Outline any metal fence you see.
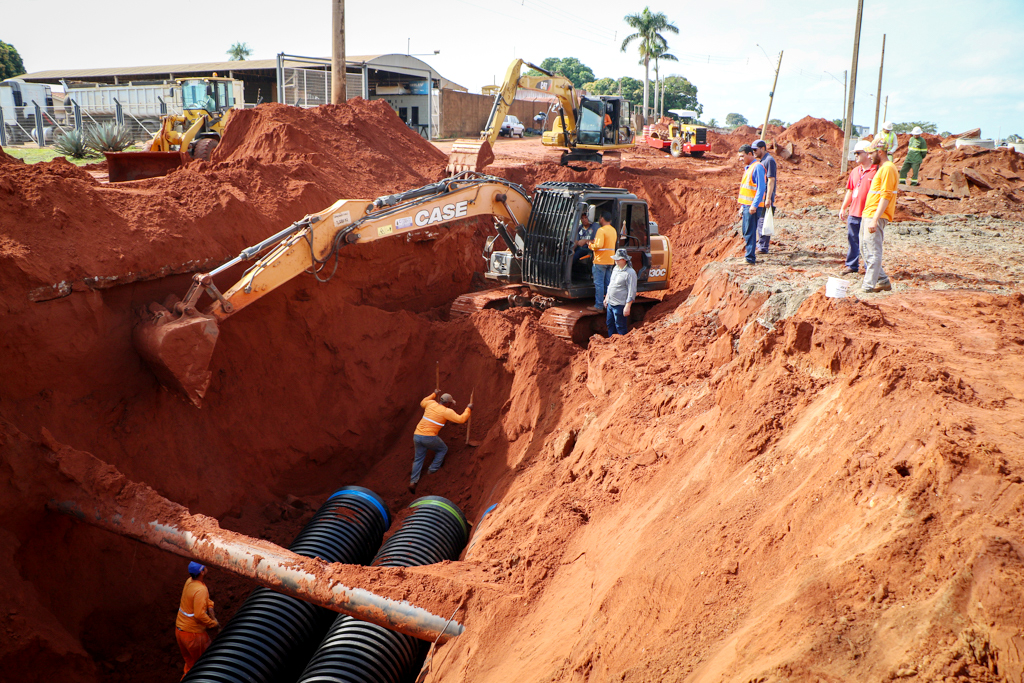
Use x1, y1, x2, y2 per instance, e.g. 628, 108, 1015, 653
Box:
0, 98, 185, 148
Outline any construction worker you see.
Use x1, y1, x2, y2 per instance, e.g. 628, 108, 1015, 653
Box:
587, 211, 618, 312
175, 561, 219, 679
900, 126, 928, 186
838, 140, 878, 275
603, 248, 637, 336
860, 140, 898, 293
878, 121, 898, 158
737, 145, 767, 264
572, 212, 596, 276
752, 140, 777, 254
409, 391, 472, 492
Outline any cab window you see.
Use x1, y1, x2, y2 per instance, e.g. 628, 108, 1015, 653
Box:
578, 100, 604, 145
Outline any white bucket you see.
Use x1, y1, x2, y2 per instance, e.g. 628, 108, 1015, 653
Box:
825, 277, 850, 298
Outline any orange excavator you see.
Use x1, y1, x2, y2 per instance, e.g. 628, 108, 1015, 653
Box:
134, 173, 672, 406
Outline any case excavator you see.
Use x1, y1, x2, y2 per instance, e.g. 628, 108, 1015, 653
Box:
134, 173, 671, 406
447, 59, 635, 174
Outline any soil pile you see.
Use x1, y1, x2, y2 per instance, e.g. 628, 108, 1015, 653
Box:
0, 148, 22, 164
776, 115, 845, 148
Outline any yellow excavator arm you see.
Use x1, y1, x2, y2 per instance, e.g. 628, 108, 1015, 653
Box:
134, 174, 533, 406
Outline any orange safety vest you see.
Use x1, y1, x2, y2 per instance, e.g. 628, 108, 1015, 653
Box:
738, 160, 765, 207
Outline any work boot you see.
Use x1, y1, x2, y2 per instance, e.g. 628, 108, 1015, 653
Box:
408, 480, 418, 493
875, 278, 892, 291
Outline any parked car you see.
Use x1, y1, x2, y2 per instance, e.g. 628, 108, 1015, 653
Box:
501, 115, 525, 138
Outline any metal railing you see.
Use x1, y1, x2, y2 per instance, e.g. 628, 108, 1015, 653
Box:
1, 99, 186, 148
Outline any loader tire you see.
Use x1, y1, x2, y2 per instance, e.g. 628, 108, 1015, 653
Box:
192, 137, 218, 162
670, 138, 683, 158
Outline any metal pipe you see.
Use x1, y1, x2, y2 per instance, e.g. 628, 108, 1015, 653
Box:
45, 450, 464, 643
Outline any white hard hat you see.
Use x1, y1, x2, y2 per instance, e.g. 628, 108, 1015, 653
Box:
853, 140, 871, 153
882, 121, 894, 131
911, 126, 923, 135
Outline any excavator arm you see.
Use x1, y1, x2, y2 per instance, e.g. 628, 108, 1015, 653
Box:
447, 59, 579, 174
133, 174, 533, 406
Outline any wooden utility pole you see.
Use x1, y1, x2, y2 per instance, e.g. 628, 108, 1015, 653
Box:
841, 0, 865, 174
883, 95, 889, 122
873, 34, 886, 134
761, 50, 783, 137
842, 70, 848, 131
332, 0, 347, 104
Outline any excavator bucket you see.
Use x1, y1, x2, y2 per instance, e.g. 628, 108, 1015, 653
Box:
105, 151, 189, 183
133, 302, 220, 407
446, 139, 494, 175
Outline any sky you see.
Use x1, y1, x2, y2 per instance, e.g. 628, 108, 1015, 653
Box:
6, 0, 1024, 136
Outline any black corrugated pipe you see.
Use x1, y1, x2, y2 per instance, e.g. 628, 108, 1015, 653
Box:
183, 486, 391, 683
294, 495, 470, 683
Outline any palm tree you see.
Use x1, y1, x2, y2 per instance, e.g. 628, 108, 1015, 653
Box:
649, 42, 677, 120
621, 8, 679, 123
226, 42, 253, 61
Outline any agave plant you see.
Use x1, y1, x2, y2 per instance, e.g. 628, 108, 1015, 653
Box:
85, 122, 135, 153
53, 129, 97, 159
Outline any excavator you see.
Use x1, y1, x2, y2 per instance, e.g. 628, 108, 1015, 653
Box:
106, 75, 238, 182
447, 60, 635, 173
134, 173, 672, 406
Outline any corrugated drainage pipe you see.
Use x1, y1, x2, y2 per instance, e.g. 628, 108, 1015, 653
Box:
295, 495, 470, 683
183, 486, 391, 683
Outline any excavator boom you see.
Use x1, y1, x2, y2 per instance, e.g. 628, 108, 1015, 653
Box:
134, 174, 533, 405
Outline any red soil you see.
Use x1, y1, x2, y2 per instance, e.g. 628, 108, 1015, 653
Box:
2, 98, 1024, 683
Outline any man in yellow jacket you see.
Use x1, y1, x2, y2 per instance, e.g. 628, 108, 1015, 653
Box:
410, 390, 472, 492
175, 561, 219, 678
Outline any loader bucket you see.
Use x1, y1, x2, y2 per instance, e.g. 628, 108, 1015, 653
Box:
105, 151, 189, 183
446, 139, 494, 175
133, 303, 220, 407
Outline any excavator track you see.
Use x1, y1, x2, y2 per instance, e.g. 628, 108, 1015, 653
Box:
450, 287, 518, 317
539, 297, 660, 345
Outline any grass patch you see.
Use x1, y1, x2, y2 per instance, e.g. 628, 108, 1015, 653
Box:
2, 145, 143, 166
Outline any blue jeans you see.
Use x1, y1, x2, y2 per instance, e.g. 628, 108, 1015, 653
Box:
592, 264, 613, 307
741, 207, 758, 263
755, 206, 770, 252
846, 215, 862, 270
411, 434, 447, 484
606, 304, 629, 336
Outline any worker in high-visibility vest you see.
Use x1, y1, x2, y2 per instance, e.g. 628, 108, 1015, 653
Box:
899, 126, 928, 186
878, 121, 898, 158
737, 144, 767, 264
175, 561, 220, 678
409, 391, 472, 492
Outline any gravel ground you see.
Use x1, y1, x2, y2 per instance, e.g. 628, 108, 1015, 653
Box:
700, 209, 1024, 327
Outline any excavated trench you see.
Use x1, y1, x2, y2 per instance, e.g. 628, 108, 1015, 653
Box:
3, 102, 1024, 683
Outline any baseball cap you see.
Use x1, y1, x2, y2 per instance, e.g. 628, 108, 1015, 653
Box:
752, 139, 767, 149
188, 561, 206, 575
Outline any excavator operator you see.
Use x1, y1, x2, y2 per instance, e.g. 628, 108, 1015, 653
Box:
409, 391, 472, 492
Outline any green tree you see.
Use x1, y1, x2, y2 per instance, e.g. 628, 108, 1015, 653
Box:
582, 77, 616, 94
648, 42, 677, 119
529, 57, 596, 89
0, 40, 25, 80
621, 8, 678, 123
768, 118, 785, 127
662, 75, 701, 116
725, 112, 748, 128
892, 121, 937, 134
226, 42, 253, 61
706, 118, 719, 129
584, 76, 645, 110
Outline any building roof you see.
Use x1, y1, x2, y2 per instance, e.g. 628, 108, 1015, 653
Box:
19, 54, 466, 92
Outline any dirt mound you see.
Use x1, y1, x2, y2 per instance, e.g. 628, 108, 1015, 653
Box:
777, 115, 845, 148
0, 148, 23, 164
708, 129, 752, 155
733, 125, 759, 137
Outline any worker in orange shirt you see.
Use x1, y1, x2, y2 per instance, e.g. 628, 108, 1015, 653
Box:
583, 211, 618, 312
175, 561, 220, 678
409, 390, 472, 492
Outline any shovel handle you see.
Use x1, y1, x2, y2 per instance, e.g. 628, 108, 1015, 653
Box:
465, 389, 475, 445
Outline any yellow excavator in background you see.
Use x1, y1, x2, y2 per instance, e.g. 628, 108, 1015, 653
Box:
105, 76, 238, 182
447, 60, 635, 173
134, 173, 672, 406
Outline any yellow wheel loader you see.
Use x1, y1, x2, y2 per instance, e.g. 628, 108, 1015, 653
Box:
447, 60, 636, 174
105, 76, 238, 182
134, 173, 672, 406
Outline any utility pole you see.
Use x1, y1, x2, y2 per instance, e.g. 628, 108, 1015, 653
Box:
841, 0, 865, 174
883, 95, 888, 123
842, 70, 848, 131
761, 50, 783, 137
332, 0, 347, 104
873, 34, 886, 134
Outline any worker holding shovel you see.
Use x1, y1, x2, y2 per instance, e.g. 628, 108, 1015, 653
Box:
409, 388, 472, 493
